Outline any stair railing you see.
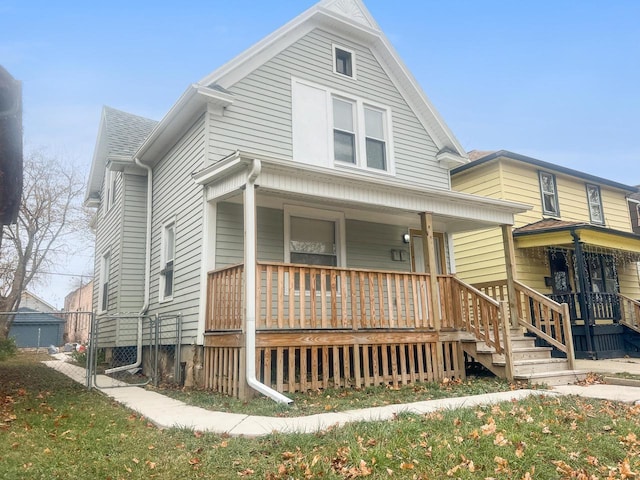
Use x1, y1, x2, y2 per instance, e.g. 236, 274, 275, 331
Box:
619, 294, 640, 333
476, 280, 575, 370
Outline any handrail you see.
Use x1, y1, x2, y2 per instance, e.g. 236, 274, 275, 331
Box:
450, 276, 503, 354
619, 294, 640, 333
514, 281, 574, 368
475, 279, 575, 369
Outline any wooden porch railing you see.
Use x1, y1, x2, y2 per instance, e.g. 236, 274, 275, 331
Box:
619, 294, 640, 333
255, 262, 433, 330
443, 276, 503, 354
206, 264, 244, 331
476, 280, 575, 369
204, 264, 511, 396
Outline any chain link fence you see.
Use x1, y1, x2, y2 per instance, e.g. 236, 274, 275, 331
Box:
88, 313, 183, 389
3, 310, 182, 390
2, 310, 94, 384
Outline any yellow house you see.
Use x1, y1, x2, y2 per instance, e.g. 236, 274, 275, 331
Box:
452, 150, 640, 360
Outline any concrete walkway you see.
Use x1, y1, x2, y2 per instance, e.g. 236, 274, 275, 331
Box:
44, 357, 640, 438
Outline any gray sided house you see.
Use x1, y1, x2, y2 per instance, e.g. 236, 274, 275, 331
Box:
87, 0, 581, 399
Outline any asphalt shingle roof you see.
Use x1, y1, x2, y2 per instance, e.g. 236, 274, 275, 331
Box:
103, 106, 157, 158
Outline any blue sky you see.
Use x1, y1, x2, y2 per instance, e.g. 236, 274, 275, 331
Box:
2, 0, 639, 306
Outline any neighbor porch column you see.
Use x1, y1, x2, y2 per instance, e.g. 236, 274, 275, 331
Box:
501, 225, 520, 328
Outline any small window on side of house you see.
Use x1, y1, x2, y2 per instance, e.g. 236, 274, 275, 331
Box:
539, 171, 559, 216
160, 221, 175, 301
586, 184, 604, 224
334, 46, 354, 78
99, 252, 110, 313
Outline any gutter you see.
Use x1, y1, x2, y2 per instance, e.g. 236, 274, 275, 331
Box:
104, 157, 152, 374
243, 159, 292, 404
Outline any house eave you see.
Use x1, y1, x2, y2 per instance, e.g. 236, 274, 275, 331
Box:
136, 85, 234, 165
453, 150, 639, 193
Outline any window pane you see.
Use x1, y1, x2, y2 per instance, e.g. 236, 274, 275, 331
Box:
290, 252, 337, 267
335, 48, 352, 77
290, 217, 335, 255
541, 173, 555, 193
366, 138, 386, 170
543, 194, 557, 214
364, 107, 384, 139
334, 130, 355, 163
333, 98, 353, 132
165, 225, 175, 260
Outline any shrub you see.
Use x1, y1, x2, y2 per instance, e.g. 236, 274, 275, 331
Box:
0, 337, 17, 361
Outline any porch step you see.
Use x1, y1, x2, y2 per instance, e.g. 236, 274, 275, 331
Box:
462, 329, 583, 386
514, 369, 588, 386
494, 358, 570, 376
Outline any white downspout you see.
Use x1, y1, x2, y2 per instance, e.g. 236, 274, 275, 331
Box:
105, 157, 151, 374
244, 159, 292, 404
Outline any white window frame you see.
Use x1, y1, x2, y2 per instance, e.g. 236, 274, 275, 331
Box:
159, 218, 176, 302
98, 251, 110, 313
284, 205, 346, 296
539, 171, 560, 217
331, 92, 394, 175
332, 44, 356, 79
586, 183, 604, 225
105, 169, 117, 212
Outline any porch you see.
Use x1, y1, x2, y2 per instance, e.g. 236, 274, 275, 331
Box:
512, 219, 640, 359
203, 261, 577, 399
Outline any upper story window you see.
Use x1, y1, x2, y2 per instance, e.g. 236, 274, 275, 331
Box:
99, 251, 110, 313
160, 220, 175, 301
105, 170, 117, 211
364, 107, 387, 170
539, 171, 559, 216
586, 184, 604, 224
332, 95, 392, 173
333, 46, 354, 78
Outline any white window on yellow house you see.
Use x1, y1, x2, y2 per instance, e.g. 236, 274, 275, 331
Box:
539, 171, 559, 216
586, 184, 604, 224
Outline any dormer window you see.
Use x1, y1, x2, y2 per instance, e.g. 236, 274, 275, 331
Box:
586, 184, 604, 224
333, 46, 354, 78
539, 171, 559, 216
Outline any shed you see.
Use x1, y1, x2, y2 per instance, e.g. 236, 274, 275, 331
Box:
10, 308, 65, 348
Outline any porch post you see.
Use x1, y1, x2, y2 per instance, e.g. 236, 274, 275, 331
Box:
420, 212, 444, 378
571, 230, 595, 357
420, 212, 441, 331
501, 225, 520, 329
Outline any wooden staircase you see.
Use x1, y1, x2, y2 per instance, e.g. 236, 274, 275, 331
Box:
461, 328, 587, 386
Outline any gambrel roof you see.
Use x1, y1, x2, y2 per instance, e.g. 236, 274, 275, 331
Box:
85, 106, 157, 204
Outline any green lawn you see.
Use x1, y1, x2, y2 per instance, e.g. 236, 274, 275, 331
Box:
1, 353, 639, 479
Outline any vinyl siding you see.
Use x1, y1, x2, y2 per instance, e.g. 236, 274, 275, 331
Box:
208, 28, 449, 190
118, 173, 147, 313
217, 204, 416, 273
215, 202, 284, 267
147, 116, 206, 344
451, 164, 508, 284
92, 171, 123, 346
452, 158, 639, 290
345, 220, 410, 272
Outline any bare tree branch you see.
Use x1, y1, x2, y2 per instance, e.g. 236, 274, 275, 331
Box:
0, 148, 88, 338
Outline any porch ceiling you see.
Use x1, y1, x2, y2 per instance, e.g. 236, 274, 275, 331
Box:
193, 151, 530, 234
514, 223, 640, 255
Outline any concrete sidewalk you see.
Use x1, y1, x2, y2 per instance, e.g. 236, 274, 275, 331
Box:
44, 358, 640, 438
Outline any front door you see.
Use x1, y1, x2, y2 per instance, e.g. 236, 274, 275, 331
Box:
409, 229, 445, 274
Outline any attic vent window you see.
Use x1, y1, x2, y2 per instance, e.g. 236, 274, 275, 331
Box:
334, 46, 354, 78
